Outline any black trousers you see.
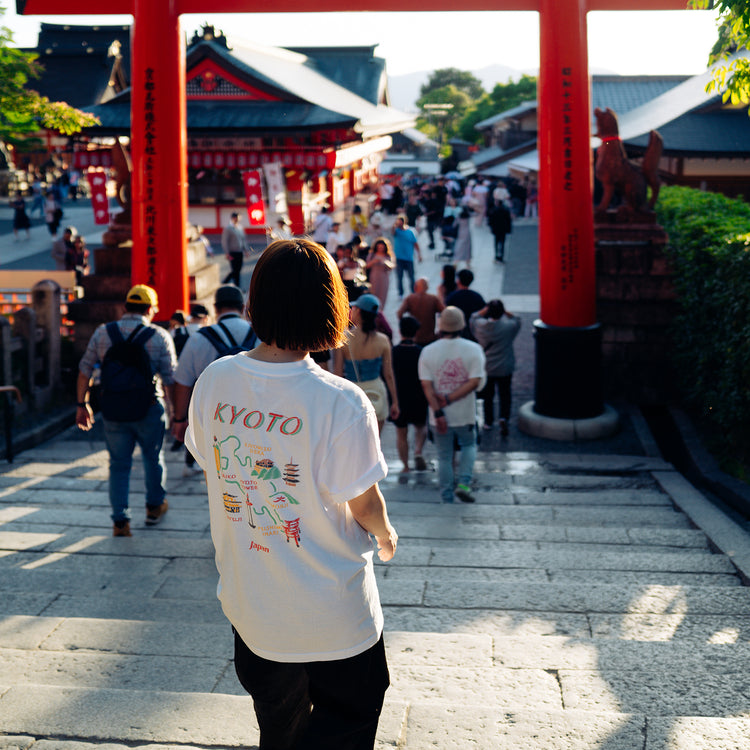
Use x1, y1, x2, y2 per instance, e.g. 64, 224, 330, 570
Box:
223, 252, 244, 286
480, 374, 512, 424
233, 630, 390, 750
493, 234, 507, 260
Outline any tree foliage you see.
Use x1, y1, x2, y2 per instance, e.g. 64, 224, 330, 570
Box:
416, 84, 473, 146
419, 67, 484, 101
691, 0, 750, 106
457, 75, 537, 144
0, 5, 98, 143
656, 185, 750, 465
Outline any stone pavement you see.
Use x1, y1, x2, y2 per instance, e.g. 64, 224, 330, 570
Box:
1, 215, 750, 748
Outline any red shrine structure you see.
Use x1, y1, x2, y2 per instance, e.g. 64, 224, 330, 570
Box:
17, 0, 704, 427
77, 27, 412, 240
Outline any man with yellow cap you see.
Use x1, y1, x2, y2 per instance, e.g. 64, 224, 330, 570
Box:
76, 284, 178, 536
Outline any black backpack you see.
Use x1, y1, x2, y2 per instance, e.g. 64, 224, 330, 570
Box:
198, 320, 257, 360
100, 322, 157, 422
173, 327, 190, 357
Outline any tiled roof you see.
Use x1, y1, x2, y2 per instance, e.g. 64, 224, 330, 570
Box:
82, 39, 413, 137
286, 46, 387, 106
591, 75, 689, 116
87, 100, 359, 134
475, 101, 538, 131
22, 23, 131, 109
626, 107, 750, 156
185, 40, 413, 138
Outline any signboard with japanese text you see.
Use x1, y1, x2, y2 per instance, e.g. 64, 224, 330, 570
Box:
88, 171, 110, 226
242, 170, 266, 226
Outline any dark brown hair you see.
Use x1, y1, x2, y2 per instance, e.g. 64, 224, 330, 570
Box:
247, 239, 349, 352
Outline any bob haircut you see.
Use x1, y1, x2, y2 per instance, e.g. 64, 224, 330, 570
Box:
247, 239, 349, 352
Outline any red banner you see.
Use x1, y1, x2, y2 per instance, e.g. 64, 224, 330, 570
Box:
89, 171, 110, 226
242, 170, 266, 226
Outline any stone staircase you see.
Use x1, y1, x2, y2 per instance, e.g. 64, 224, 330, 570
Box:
1, 428, 750, 749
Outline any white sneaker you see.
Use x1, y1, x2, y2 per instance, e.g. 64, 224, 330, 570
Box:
182, 465, 202, 477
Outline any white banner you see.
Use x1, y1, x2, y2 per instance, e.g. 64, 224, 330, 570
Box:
262, 161, 288, 216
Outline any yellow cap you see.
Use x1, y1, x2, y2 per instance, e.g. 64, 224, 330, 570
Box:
126, 284, 158, 307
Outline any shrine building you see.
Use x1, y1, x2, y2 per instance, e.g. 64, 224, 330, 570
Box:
26, 23, 414, 236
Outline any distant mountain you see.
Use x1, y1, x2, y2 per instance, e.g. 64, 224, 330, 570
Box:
388, 64, 538, 112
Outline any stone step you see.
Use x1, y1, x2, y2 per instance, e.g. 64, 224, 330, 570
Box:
383, 606, 750, 641
2, 680, 750, 750
3, 636, 749, 717
3, 709, 748, 750
3, 484, 680, 509
421, 580, 750, 614
0, 546, 737, 602
5, 572, 750, 625
4, 619, 749, 674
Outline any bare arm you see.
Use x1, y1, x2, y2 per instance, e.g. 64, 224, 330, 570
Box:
75, 371, 95, 431
444, 376, 482, 406
170, 382, 191, 441
420, 378, 447, 434
380, 337, 399, 420
348, 483, 397, 561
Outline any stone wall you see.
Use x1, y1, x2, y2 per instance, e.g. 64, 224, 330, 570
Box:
595, 220, 678, 404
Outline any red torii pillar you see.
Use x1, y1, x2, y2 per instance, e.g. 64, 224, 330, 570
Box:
18, 0, 699, 419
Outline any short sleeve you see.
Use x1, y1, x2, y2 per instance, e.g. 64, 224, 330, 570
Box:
318, 409, 387, 504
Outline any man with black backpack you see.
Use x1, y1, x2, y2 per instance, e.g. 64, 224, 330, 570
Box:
76, 285, 178, 537
171, 285, 256, 467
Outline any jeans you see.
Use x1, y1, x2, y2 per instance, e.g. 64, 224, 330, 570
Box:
395, 258, 415, 297
234, 630, 390, 750
433, 423, 477, 502
103, 400, 167, 522
480, 375, 512, 424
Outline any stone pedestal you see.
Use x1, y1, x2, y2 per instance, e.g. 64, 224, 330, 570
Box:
595, 216, 677, 403
68, 218, 220, 360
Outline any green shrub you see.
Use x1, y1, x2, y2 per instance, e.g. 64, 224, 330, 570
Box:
656, 186, 750, 463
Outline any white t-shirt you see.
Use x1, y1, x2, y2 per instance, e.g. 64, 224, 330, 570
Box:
312, 213, 333, 243
186, 353, 388, 662
418, 337, 486, 427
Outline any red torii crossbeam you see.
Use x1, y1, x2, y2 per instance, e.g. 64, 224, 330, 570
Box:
18, 0, 698, 421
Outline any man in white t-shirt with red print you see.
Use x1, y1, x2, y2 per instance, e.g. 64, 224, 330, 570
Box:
419, 306, 486, 504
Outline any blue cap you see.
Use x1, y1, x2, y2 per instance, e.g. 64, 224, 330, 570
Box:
351, 293, 380, 314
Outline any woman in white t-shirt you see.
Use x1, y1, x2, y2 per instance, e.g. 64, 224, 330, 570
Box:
186, 239, 397, 750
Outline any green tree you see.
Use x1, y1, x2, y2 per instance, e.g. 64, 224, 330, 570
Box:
691, 0, 750, 105
419, 67, 485, 101
458, 74, 537, 144
0, 5, 98, 144
416, 85, 473, 150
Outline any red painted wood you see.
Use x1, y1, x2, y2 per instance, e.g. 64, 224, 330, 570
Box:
538, 0, 595, 328
130, 0, 189, 317
17, 0, 693, 12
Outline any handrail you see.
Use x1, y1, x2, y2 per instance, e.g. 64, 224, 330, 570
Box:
0, 386, 23, 463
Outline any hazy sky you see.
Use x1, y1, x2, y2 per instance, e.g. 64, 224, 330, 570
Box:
2, 6, 722, 78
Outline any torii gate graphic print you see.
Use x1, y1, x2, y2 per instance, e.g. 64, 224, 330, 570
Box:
18, 0, 702, 422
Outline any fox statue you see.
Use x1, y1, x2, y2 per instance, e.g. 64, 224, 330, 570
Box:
594, 107, 663, 218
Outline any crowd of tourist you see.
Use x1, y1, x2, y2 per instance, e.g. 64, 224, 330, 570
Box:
69, 173, 528, 749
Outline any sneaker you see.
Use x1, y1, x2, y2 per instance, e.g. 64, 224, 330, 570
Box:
182, 465, 203, 477
414, 455, 427, 472
113, 520, 132, 537
455, 484, 476, 503
145, 500, 168, 526
482, 423, 493, 431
